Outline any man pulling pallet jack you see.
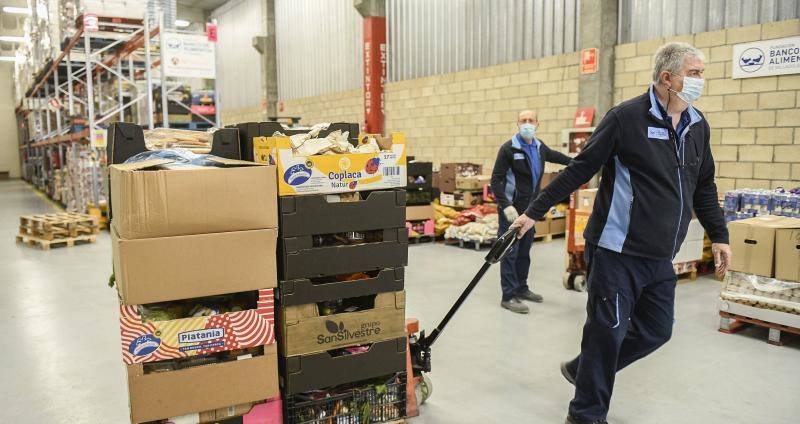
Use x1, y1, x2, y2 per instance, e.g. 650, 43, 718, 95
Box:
410, 42, 733, 424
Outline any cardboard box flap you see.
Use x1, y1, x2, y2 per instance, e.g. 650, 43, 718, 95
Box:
205, 157, 265, 167
111, 158, 175, 172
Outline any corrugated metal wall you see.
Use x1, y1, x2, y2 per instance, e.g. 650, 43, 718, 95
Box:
275, 0, 363, 101
387, 0, 581, 82
619, 0, 800, 43
212, 0, 264, 111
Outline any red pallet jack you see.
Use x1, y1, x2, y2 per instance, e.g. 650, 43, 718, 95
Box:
403, 227, 520, 416
563, 192, 588, 292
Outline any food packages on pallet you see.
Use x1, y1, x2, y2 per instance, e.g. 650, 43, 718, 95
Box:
444, 206, 499, 243
143, 128, 214, 153
723, 187, 800, 223
253, 127, 407, 196
720, 272, 800, 315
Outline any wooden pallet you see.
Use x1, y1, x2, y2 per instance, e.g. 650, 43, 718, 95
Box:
409, 234, 435, 244
16, 233, 97, 250
719, 310, 800, 346
444, 238, 496, 251
19, 212, 99, 240
674, 261, 698, 283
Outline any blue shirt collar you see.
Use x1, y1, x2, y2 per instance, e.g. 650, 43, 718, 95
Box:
513, 133, 540, 150
648, 85, 702, 128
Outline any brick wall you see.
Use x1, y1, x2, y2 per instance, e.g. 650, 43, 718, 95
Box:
278, 52, 580, 172
613, 19, 800, 191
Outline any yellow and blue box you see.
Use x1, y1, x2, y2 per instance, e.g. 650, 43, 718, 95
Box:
253, 133, 407, 196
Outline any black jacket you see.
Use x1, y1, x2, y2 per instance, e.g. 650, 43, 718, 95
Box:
491, 134, 572, 213
525, 87, 728, 260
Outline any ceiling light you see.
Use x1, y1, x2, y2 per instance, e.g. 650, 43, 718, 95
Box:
2, 7, 32, 15
174, 19, 190, 28
0, 56, 18, 62
0, 36, 25, 43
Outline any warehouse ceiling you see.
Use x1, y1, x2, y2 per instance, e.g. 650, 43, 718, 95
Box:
178, 0, 230, 12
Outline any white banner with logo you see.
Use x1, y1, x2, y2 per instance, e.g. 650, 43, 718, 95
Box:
732, 36, 800, 79
162, 32, 217, 79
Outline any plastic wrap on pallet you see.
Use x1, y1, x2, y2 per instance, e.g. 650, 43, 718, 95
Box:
720, 271, 800, 315
444, 213, 499, 243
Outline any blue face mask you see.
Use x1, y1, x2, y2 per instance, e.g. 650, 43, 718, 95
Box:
519, 123, 537, 140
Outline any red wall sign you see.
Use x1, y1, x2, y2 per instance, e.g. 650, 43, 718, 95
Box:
206, 23, 218, 42
363, 16, 386, 135
573, 107, 595, 128
580, 48, 598, 74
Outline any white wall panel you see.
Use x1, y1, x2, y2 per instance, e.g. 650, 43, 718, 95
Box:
620, 0, 800, 43
274, 0, 363, 100
212, 0, 263, 111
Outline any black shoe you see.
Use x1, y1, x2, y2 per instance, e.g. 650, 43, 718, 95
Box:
565, 415, 608, 424
560, 361, 576, 386
517, 289, 544, 303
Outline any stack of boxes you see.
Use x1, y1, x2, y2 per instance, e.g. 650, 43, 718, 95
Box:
723, 189, 800, 223
109, 136, 282, 423
438, 162, 486, 209
260, 129, 409, 423
721, 215, 800, 321
406, 160, 435, 240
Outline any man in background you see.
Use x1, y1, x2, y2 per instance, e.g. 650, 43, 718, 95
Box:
490, 110, 572, 314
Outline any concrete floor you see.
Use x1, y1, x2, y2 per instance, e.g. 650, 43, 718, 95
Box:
1, 179, 798, 424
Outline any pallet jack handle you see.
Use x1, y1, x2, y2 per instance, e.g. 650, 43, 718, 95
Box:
417, 227, 520, 353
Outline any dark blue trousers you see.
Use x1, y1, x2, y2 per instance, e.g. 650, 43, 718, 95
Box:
565, 245, 677, 421
498, 209, 534, 302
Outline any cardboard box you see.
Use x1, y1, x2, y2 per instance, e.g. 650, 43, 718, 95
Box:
171, 398, 282, 424
576, 189, 597, 212
441, 191, 483, 208
776, 227, 800, 282
121, 289, 276, 364
440, 162, 482, 180
439, 177, 456, 193
455, 175, 491, 190
279, 190, 405, 238
113, 228, 278, 305
281, 337, 406, 395
569, 210, 592, 246
127, 344, 279, 423
540, 172, 559, 189
406, 204, 434, 221
685, 218, 705, 241
279, 291, 406, 357
673, 239, 704, 264
534, 219, 550, 235
109, 159, 277, 239
253, 134, 407, 196
728, 216, 800, 278
279, 268, 404, 307
280, 228, 408, 280
549, 217, 566, 234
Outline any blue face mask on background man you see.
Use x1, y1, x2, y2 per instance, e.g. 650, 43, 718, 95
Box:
519, 123, 537, 140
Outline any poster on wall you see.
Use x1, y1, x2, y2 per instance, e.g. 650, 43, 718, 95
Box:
732, 36, 800, 79
162, 32, 217, 79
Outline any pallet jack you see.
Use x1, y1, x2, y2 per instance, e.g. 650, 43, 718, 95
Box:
403, 227, 520, 415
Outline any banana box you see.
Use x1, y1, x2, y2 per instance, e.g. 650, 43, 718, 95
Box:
253, 133, 407, 196
120, 289, 276, 365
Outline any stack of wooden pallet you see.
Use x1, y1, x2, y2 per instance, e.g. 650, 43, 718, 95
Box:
16, 212, 99, 250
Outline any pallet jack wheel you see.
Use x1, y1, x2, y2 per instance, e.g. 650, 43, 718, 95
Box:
572, 274, 587, 292
416, 374, 433, 405
562, 272, 574, 290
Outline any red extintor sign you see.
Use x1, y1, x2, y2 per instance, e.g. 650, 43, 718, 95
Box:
363, 17, 386, 134
580, 48, 598, 74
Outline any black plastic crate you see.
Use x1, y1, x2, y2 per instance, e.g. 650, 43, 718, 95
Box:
278, 268, 404, 307
280, 228, 408, 280
280, 338, 407, 395
284, 373, 406, 424
406, 189, 434, 206
279, 190, 406, 238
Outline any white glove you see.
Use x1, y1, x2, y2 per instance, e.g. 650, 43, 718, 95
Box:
503, 206, 519, 222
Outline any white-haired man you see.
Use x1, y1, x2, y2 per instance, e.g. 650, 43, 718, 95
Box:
511, 43, 732, 423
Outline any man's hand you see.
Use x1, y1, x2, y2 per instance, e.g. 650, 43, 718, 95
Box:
510, 213, 536, 239
712, 243, 732, 277
503, 206, 519, 222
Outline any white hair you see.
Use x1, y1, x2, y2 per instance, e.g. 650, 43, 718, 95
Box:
652, 42, 705, 84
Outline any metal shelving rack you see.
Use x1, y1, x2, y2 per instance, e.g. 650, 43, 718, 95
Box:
16, 13, 221, 213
